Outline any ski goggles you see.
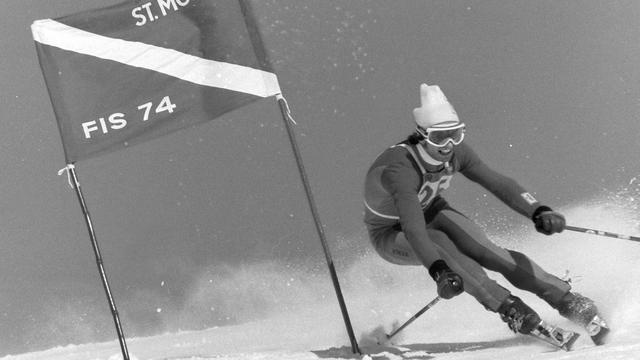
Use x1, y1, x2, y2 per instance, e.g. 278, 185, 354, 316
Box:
416, 123, 466, 147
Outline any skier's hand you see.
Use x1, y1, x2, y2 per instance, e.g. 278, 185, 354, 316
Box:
533, 206, 565, 235
435, 270, 464, 299
429, 260, 464, 299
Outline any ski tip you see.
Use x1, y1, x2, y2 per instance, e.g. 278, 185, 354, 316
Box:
590, 326, 610, 346
562, 332, 580, 351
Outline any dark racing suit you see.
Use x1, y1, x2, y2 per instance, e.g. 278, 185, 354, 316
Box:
363, 140, 570, 311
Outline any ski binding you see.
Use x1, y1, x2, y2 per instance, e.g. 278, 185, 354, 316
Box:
529, 320, 580, 351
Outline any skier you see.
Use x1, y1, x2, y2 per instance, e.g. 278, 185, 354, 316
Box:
363, 83, 608, 344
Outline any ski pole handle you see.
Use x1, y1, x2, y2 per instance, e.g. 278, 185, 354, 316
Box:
387, 296, 441, 340
565, 225, 640, 243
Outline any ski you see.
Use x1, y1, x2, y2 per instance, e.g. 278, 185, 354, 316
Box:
585, 314, 610, 345
529, 320, 580, 351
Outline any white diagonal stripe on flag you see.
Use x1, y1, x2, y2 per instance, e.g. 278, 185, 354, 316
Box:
31, 19, 281, 98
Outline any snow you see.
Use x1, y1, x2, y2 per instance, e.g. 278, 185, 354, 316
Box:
3, 197, 640, 360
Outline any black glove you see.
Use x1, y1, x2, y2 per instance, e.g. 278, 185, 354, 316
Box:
429, 260, 464, 299
532, 206, 566, 235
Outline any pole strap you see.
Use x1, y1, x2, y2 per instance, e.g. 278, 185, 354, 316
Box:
276, 94, 297, 124
57, 163, 75, 189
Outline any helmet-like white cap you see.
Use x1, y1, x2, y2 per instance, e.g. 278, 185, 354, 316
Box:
412, 83, 460, 129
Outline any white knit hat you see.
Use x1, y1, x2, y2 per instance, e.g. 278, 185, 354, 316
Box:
412, 83, 460, 129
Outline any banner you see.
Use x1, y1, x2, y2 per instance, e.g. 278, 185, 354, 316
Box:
32, 0, 281, 162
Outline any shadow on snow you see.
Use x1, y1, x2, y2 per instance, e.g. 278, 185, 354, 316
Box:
313, 336, 543, 359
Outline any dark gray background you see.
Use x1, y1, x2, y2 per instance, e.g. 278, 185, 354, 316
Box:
1, 0, 639, 355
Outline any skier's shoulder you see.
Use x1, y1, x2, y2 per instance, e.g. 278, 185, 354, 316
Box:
453, 141, 477, 158
453, 141, 483, 170
372, 140, 418, 168
368, 141, 421, 188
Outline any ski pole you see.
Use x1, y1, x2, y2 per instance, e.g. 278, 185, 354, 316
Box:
565, 225, 640, 243
386, 296, 441, 340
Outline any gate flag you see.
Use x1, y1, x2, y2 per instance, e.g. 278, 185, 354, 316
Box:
32, 0, 281, 163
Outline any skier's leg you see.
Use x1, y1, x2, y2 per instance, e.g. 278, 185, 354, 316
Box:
427, 230, 514, 312
371, 226, 511, 311
429, 209, 571, 307
430, 210, 609, 341
370, 225, 542, 334
368, 224, 423, 266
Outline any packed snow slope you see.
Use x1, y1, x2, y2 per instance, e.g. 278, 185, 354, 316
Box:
3, 193, 640, 360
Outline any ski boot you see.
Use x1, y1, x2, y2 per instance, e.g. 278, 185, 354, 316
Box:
557, 292, 610, 345
498, 295, 542, 334
499, 295, 579, 351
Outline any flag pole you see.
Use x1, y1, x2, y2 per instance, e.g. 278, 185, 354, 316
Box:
275, 96, 361, 354
239, 0, 359, 353
64, 164, 130, 360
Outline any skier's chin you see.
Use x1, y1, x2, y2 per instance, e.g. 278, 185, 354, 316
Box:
433, 147, 453, 162
423, 143, 454, 162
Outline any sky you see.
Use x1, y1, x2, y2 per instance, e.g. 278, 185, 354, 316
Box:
1, 0, 640, 356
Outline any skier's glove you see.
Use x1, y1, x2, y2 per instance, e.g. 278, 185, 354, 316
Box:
429, 260, 464, 299
532, 205, 566, 235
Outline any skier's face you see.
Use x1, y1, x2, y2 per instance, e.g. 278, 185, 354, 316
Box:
416, 123, 465, 162
423, 140, 455, 162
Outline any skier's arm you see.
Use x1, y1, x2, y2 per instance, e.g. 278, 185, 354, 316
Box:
464, 162, 540, 218
458, 145, 540, 218
381, 161, 464, 298
459, 144, 565, 234
380, 162, 442, 268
